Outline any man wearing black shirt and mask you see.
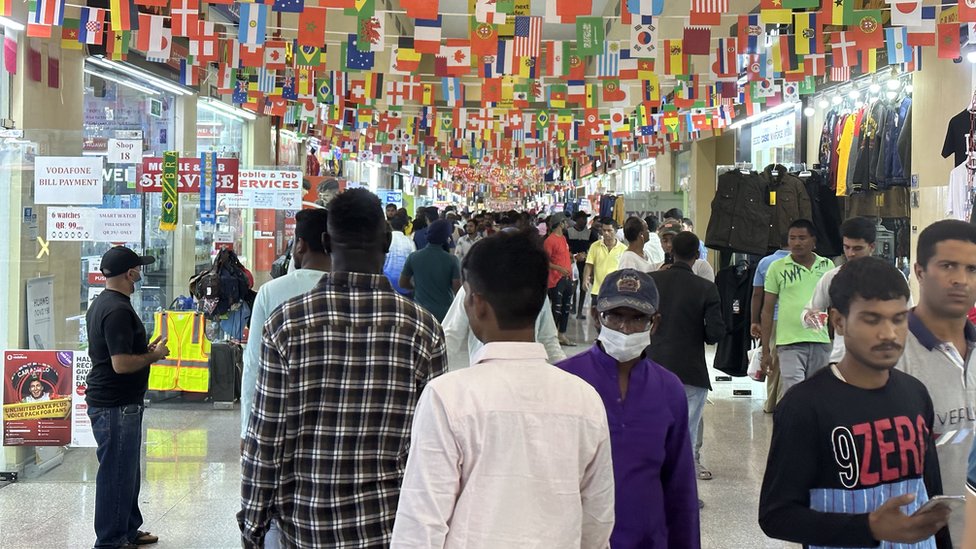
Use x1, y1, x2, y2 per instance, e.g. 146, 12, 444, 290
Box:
86, 246, 169, 549
566, 212, 598, 318
759, 257, 951, 549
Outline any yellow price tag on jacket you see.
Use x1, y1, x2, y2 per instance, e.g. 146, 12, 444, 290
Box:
769, 191, 777, 206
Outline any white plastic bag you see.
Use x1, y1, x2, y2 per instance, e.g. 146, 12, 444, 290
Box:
747, 346, 765, 382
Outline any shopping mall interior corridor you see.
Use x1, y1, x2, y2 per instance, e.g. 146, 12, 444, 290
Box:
0, 318, 798, 549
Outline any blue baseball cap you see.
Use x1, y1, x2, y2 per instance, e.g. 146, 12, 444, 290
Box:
597, 269, 659, 315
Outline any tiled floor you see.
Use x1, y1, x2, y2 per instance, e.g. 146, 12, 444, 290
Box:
0, 316, 798, 548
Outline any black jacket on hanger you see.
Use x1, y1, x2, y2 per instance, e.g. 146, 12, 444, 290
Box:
705, 169, 771, 255
761, 164, 813, 250
799, 171, 843, 258
713, 261, 758, 377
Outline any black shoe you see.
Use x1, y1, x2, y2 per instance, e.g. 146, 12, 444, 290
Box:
698, 499, 705, 509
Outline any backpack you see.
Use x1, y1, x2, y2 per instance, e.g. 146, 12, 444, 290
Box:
189, 269, 222, 316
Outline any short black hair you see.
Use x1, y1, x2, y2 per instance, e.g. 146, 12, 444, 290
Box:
573, 211, 589, 221
917, 220, 976, 268
829, 256, 910, 316
599, 217, 616, 229
462, 231, 548, 330
295, 209, 328, 253
841, 216, 877, 244
623, 217, 645, 242
672, 231, 700, 261
327, 188, 385, 245
788, 218, 817, 236
386, 203, 397, 210
390, 214, 408, 232
681, 217, 694, 228
644, 215, 659, 232
664, 208, 683, 220
424, 207, 439, 223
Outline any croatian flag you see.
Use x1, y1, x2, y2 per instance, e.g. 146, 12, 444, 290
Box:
78, 7, 105, 45
239, 3, 268, 46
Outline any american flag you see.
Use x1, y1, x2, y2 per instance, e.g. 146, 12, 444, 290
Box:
829, 67, 851, 82
513, 16, 542, 58
692, 0, 728, 13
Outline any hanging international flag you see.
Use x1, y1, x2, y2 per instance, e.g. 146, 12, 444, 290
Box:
820, 0, 853, 26
597, 41, 621, 78
471, 21, 498, 56
885, 26, 911, 65
630, 16, 657, 58
272, 0, 304, 13
830, 32, 857, 67
829, 67, 851, 82
907, 7, 936, 47
439, 39, 471, 76
888, 0, 922, 28
937, 23, 960, 59
257, 68, 276, 93
239, 3, 268, 45
782, 81, 799, 102
179, 59, 198, 86
344, 34, 375, 71
793, 12, 820, 55
159, 151, 179, 231
850, 10, 884, 50
778, 34, 797, 71
637, 58, 655, 80
804, 53, 826, 75
298, 7, 327, 46
513, 16, 542, 57
189, 21, 218, 62
358, 14, 385, 52
442, 77, 464, 106
414, 16, 443, 54
106, 30, 131, 60
217, 64, 233, 92
626, 0, 664, 16
296, 45, 324, 68
403, 0, 438, 20
110, 0, 137, 31
392, 39, 422, 74
737, 14, 762, 54
61, 18, 82, 50
264, 40, 287, 69
712, 37, 737, 78
690, 0, 726, 26
663, 39, 687, 75
170, 0, 198, 38
136, 14, 167, 53
27, 0, 64, 36
575, 17, 603, 56
78, 7, 106, 45
683, 26, 711, 56
602, 78, 627, 103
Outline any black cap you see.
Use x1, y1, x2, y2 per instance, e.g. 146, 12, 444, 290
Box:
100, 246, 155, 278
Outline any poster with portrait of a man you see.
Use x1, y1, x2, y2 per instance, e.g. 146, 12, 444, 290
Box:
2, 351, 74, 446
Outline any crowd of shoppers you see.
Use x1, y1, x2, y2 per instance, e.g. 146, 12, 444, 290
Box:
90, 187, 976, 549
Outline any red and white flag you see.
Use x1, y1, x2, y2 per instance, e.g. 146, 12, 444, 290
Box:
690, 0, 727, 26
829, 66, 851, 82
170, 0, 199, 38
513, 16, 542, 57
830, 31, 857, 67
136, 14, 167, 53
190, 21, 218, 62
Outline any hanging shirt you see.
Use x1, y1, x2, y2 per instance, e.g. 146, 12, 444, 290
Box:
948, 163, 972, 222
835, 114, 857, 197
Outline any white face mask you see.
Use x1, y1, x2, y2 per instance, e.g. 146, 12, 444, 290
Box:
597, 327, 650, 362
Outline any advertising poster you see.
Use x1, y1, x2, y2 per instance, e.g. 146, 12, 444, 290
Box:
2, 350, 74, 446
139, 157, 239, 193
47, 208, 142, 243
71, 352, 96, 447
34, 156, 104, 205
26, 276, 54, 350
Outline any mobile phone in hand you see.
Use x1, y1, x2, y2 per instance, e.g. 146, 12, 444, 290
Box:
911, 495, 965, 516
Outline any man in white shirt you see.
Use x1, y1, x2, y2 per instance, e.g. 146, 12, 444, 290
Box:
454, 219, 481, 263
652, 221, 715, 282
391, 231, 615, 549
241, 209, 330, 445
643, 215, 666, 264
384, 214, 416, 296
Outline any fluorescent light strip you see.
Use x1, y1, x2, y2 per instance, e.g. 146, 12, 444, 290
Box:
729, 102, 798, 131
200, 97, 257, 121
0, 16, 25, 31
87, 56, 193, 96
84, 68, 161, 96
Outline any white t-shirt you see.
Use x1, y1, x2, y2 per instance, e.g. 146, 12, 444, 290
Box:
617, 249, 654, 273
948, 163, 972, 221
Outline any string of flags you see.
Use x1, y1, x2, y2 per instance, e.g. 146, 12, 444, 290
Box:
18, 0, 960, 171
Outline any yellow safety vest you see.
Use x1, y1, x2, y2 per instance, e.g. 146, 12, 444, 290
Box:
148, 311, 211, 393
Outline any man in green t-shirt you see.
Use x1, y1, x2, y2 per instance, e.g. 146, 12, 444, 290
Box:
400, 219, 462, 322
760, 219, 834, 398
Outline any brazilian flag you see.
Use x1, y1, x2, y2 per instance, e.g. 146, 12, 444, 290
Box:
159, 151, 179, 231
316, 78, 334, 103
536, 110, 550, 130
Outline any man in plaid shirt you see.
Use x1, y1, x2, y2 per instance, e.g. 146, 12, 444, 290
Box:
240, 188, 448, 548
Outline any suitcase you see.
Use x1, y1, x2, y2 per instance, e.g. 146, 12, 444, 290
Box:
209, 342, 243, 409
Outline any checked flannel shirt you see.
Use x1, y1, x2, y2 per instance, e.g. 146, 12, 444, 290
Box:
240, 271, 448, 549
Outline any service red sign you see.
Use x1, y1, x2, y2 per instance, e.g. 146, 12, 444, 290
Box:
139, 157, 239, 193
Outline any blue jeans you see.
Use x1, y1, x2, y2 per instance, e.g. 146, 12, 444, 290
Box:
88, 404, 145, 549
264, 520, 283, 549
683, 385, 708, 465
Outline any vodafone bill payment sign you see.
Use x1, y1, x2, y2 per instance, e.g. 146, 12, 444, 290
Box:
47, 208, 142, 242
34, 156, 104, 205
231, 170, 303, 210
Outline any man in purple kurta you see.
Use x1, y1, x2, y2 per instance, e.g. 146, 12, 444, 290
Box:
557, 268, 700, 549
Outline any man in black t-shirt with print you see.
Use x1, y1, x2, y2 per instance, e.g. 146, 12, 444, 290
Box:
86, 246, 169, 549
759, 257, 951, 549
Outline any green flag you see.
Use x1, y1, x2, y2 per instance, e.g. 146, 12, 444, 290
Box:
159, 151, 179, 232
575, 17, 604, 56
